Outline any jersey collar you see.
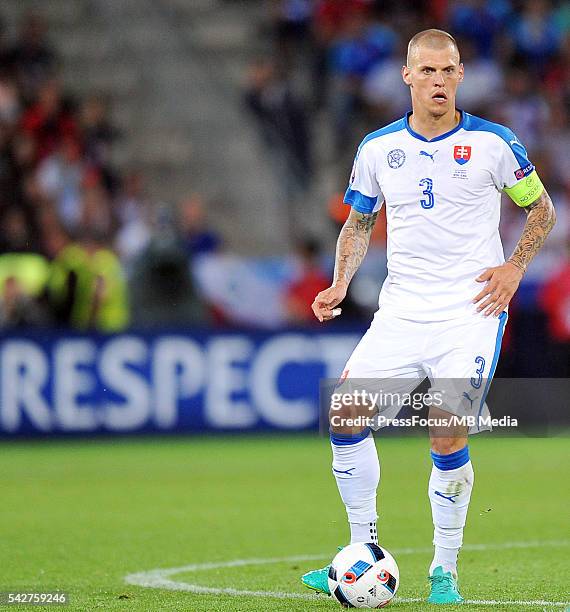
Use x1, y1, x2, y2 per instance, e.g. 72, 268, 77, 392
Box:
405, 110, 465, 142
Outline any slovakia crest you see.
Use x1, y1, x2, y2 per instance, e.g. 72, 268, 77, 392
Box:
454, 145, 471, 165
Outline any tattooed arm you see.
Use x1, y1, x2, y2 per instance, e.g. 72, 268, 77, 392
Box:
333, 208, 380, 288
312, 208, 379, 322
472, 189, 556, 317
507, 189, 556, 271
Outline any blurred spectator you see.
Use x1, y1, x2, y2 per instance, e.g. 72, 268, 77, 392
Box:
313, 0, 371, 49
79, 95, 120, 192
37, 206, 71, 260
47, 231, 129, 332
509, 0, 562, 74
542, 99, 570, 189
1, 161, 45, 261
271, 0, 314, 65
0, 121, 19, 209
245, 57, 312, 238
311, 0, 370, 109
544, 33, 570, 99
362, 44, 411, 122
0, 15, 7, 61
539, 243, 570, 376
129, 204, 207, 328
0, 69, 21, 125
0, 206, 38, 253
554, 2, 570, 34
114, 170, 152, 266
448, 0, 510, 58
0, 276, 46, 328
328, 7, 396, 80
454, 38, 503, 114
20, 78, 77, 163
495, 65, 549, 150
11, 131, 36, 179
284, 236, 329, 324
81, 176, 115, 235
5, 12, 57, 99
328, 9, 398, 154
179, 194, 221, 258
36, 135, 85, 230
0, 252, 50, 328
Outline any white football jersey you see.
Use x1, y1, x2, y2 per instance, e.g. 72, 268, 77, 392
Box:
345, 111, 544, 321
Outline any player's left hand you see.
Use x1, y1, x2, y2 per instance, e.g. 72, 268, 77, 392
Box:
472, 262, 524, 317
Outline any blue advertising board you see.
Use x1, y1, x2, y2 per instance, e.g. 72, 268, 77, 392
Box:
0, 329, 362, 436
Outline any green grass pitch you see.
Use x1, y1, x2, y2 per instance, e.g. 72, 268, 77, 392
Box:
1, 435, 568, 611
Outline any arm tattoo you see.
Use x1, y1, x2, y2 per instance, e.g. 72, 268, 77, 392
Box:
333, 209, 379, 287
508, 189, 556, 272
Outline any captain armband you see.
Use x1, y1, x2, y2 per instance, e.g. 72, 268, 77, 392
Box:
504, 170, 545, 208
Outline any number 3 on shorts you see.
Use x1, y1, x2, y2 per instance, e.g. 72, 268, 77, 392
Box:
471, 356, 486, 389
419, 177, 435, 209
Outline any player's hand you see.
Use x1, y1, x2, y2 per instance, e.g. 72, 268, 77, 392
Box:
312, 283, 347, 322
472, 262, 524, 317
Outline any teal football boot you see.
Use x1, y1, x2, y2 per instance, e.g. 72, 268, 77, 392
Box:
427, 566, 464, 604
301, 564, 331, 595
301, 546, 345, 595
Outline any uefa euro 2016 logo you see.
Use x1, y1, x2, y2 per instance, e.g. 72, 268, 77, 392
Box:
387, 149, 406, 169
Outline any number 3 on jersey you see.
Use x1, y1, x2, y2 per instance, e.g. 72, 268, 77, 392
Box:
419, 178, 435, 209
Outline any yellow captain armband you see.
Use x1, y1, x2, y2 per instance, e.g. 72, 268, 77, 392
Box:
504, 170, 545, 208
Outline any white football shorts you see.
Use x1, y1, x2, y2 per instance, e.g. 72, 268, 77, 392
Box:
337, 308, 508, 434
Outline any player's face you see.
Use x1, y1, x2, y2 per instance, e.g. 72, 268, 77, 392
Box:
402, 46, 463, 117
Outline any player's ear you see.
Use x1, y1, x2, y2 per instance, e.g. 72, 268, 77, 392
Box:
402, 65, 412, 87
458, 63, 464, 83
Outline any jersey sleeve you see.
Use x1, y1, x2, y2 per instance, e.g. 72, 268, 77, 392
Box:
343, 141, 384, 214
494, 130, 544, 208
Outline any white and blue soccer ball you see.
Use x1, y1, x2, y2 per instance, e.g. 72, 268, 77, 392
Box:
328, 543, 399, 608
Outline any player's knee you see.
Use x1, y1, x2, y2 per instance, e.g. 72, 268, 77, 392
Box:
329, 401, 354, 434
430, 436, 467, 455
428, 406, 468, 453
329, 399, 375, 435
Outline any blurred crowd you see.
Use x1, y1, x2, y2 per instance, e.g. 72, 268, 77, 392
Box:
0, 11, 225, 332
0, 2, 569, 373
0, 11, 128, 331
0, 8, 333, 335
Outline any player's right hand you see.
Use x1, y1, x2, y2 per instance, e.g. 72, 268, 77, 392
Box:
312, 284, 347, 322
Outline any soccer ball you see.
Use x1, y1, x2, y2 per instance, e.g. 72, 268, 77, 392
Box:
328, 543, 399, 608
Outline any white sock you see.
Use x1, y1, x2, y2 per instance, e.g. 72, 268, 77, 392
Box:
349, 520, 378, 544
330, 432, 380, 544
428, 446, 474, 576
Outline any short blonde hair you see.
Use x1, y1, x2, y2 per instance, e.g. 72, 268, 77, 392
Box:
407, 29, 460, 66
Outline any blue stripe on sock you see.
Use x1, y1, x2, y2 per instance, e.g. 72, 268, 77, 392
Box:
330, 427, 371, 446
431, 445, 470, 470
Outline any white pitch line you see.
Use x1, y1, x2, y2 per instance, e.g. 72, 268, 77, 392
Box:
124, 539, 570, 608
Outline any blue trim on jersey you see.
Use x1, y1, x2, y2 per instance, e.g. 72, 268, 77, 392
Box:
345, 118, 405, 210
463, 112, 531, 170
358, 117, 407, 152
344, 188, 378, 213
330, 427, 371, 446
404, 110, 465, 142
477, 311, 507, 430
431, 445, 470, 471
